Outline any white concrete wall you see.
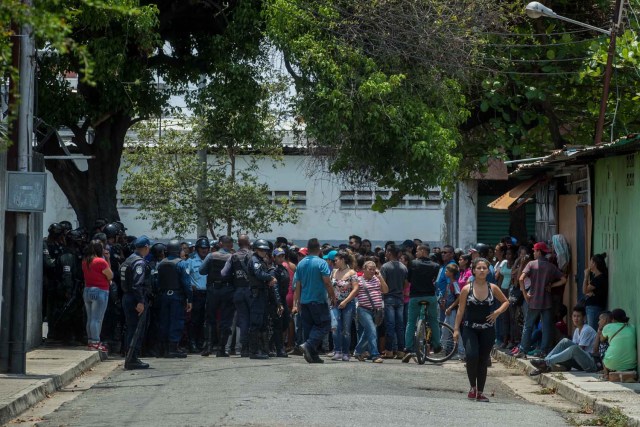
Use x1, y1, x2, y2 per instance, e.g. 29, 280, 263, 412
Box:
43, 155, 447, 246
456, 180, 478, 250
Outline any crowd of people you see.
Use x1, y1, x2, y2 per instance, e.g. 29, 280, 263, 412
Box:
43, 221, 637, 402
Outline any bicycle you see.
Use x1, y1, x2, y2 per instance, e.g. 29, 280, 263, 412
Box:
414, 300, 457, 364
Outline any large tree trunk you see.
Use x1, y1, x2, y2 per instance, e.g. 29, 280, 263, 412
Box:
39, 113, 131, 229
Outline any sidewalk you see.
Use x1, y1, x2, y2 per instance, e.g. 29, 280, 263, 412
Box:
492, 348, 640, 426
0, 347, 104, 425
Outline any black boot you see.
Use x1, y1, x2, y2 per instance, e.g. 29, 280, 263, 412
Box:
249, 331, 269, 360
216, 332, 230, 357
240, 331, 250, 357
167, 342, 188, 358
261, 332, 273, 358
125, 351, 150, 370
201, 329, 213, 357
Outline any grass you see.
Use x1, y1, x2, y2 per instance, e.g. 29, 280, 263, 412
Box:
535, 386, 557, 395
567, 407, 630, 427
552, 373, 567, 380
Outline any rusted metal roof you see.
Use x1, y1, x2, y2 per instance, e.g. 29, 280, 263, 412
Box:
487, 177, 542, 210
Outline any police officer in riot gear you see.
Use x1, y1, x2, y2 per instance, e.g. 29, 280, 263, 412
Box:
270, 248, 289, 357
185, 237, 209, 353
199, 236, 235, 357
246, 239, 278, 360
49, 228, 85, 343
142, 243, 166, 356
157, 240, 192, 358
121, 236, 153, 370
222, 234, 253, 356
59, 220, 73, 235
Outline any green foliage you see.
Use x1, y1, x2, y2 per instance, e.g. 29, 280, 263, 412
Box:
264, 0, 492, 211
121, 118, 299, 238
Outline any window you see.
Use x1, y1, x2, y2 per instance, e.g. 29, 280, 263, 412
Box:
339, 189, 441, 209
267, 190, 307, 208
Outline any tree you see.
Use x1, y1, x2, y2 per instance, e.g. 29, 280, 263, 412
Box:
121, 118, 299, 238
264, 0, 508, 211
34, 0, 243, 228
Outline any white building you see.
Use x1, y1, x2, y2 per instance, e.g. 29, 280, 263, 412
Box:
43, 153, 486, 247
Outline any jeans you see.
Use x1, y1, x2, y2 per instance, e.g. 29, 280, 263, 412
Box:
585, 305, 604, 331
300, 302, 331, 356
83, 287, 109, 342
404, 296, 439, 352
444, 309, 465, 357
293, 312, 305, 346
384, 295, 405, 351
355, 307, 380, 358
545, 338, 597, 372
521, 307, 553, 353
330, 300, 355, 354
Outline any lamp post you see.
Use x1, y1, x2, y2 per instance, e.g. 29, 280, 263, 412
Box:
525, 1, 625, 145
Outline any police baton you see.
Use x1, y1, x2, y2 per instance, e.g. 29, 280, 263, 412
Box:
125, 303, 149, 365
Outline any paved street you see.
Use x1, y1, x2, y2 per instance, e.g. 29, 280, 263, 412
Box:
34, 354, 570, 426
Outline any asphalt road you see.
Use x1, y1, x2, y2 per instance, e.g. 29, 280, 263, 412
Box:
37, 353, 569, 427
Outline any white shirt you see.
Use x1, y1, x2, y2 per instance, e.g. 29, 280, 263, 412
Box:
572, 324, 597, 351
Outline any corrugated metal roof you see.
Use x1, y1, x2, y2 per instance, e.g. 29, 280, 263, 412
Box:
510, 134, 640, 177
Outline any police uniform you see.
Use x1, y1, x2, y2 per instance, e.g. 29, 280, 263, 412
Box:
225, 247, 253, 356
49, 241, 84, 343
121, 240, 152, 369
156, 244, 192, 358
269, 255, 290, 357
185, 240, 209, 353
246, 244, 276, 359
142, 244, 165, 356
199, 247, 235, 357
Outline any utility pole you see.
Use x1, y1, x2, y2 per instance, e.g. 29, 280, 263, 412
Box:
594, 0, 625, 145
9, 0, 35, 374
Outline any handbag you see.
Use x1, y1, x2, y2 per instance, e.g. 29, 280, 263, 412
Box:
362, 279, 384, 326
508, 284, 524, 306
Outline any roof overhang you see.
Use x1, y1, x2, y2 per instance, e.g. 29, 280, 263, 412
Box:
487, 177, 544, 210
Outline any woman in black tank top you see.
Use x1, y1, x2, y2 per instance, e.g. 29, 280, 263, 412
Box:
453, 258, 510, 402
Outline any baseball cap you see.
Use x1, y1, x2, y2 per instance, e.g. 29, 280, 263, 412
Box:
468, 248, 478, 254
273, 248, 286, 257
323, 250, 338, 261
298, 247, 309, 256
533, 242, 550, 253
134, 235, 153, 248
612, 308, 630, 323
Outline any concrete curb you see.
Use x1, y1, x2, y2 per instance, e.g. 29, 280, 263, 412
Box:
492, 349, 640, 427
0, 351, 102, 425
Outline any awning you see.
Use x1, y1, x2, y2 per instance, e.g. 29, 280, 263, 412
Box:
488, 178, 541, 210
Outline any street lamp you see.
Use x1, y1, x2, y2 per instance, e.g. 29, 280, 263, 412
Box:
525, 1, 625, 145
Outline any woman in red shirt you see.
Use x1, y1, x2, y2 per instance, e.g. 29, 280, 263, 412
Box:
82, 240, 113, 351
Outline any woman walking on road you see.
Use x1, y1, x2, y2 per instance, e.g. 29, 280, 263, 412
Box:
453, 258, 509, 402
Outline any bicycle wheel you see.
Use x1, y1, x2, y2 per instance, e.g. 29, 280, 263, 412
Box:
424, 321, 457, 363
414, 319, 427, 365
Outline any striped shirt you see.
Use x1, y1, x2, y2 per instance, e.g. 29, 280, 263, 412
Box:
357, 276, 384, 309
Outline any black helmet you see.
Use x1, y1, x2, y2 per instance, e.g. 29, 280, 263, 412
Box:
252, 239, 270, 251
48, 223, 63, 235
195, 237, 210, 249
59, 221, 72, 233
104, 223, 120, 239
166, 239, 181, 256
93, 218, 108, 229
115, 221, 127, 233
151, 242, 167, 258
475, 243, 490, 257
67, 229, 84, 242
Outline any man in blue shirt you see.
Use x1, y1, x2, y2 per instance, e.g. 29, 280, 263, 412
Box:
292, 238, 336, 363
435, 245, 456, 321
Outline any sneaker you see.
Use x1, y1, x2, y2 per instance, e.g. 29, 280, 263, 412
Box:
331, 352, 343, 361
401, 352, 414, 363
395, 351, 406, 360
88, 342, 107, 352
513, 349, 526, 359
510, 346, 520, 355
527, 349, 545, 358
355, 354, 367, 362
530, 359, 547, 369
467, 387, 477, 400
342, 354, 350, 362
476, 392, 490, 403
372, 357, 384, 363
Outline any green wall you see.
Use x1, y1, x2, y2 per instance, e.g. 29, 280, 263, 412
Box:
593, 154, 639, 366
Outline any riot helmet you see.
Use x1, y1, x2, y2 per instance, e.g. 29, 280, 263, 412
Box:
59, 221, 72, 234
48, 223, 63, 235
166, 239, 181, 256
475, 243, 490, 257
252, 239, 270, 251
67, 229, 84, 243
104, 223, 120, 239
195, 237, 210, 249
151, 242, 167, 258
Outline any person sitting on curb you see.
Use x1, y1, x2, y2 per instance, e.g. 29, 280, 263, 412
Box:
529, 306, 597, 376
601, 308, 637, 379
